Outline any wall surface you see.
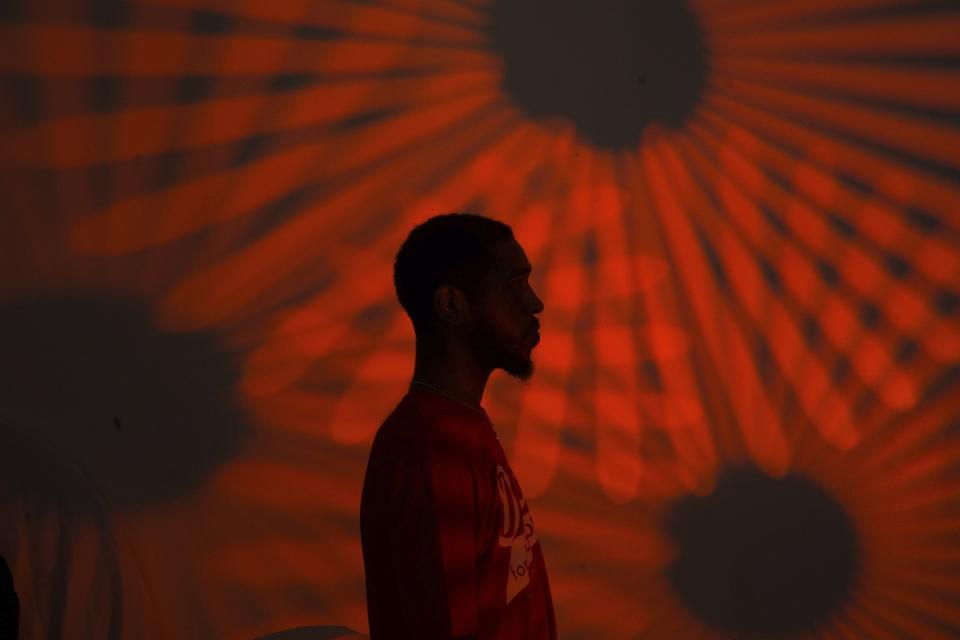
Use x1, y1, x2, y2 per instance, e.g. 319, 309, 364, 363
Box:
1, 0, 959, 638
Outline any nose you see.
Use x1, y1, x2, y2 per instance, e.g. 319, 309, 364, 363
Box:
530, 288, 545, 315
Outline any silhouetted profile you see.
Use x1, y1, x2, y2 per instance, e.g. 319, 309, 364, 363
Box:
0, 554, 17, 640
360, 213, 555, 639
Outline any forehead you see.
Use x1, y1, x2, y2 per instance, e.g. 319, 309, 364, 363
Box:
489, 238, 532, 277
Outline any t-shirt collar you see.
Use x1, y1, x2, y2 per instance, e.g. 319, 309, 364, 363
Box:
408, 381, 490, 419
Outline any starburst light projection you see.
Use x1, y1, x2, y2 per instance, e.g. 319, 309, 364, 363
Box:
0, 0, 958, 637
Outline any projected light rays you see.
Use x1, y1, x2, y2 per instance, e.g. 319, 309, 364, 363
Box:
1, 0, 959, 637
526, 376, 960, 639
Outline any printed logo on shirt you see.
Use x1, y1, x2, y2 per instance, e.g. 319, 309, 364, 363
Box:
496, 464, 539, 604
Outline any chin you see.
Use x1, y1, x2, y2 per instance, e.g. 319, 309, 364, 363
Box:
478, 335, 535, 380
501, 357, 535, 381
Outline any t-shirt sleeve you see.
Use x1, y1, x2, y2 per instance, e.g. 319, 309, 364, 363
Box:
427, 446, 479, 637
377, 438, 478, 640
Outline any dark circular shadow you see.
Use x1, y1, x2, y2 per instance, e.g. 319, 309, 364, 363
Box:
0, 292, 249, 510
664, 466, 859, 636
487, 0, 707, 150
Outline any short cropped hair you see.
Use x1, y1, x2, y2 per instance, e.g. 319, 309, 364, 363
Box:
394, 213, 514, 336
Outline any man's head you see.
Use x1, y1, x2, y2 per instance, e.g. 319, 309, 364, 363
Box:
394, 213, 544, 380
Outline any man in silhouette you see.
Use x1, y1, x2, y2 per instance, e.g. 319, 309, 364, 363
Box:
360, 213, 556, 639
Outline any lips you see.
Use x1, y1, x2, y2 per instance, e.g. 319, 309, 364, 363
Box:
526, 320, 541, 345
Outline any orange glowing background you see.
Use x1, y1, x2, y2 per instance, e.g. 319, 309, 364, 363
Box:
0, 0, 958, 638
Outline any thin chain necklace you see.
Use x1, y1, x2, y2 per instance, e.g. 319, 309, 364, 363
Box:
409, 379, 500, 441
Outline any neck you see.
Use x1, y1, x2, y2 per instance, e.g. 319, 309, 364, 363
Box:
411, 339, 490, 409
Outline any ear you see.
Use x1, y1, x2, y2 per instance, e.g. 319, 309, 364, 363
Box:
434, 285, 467, 327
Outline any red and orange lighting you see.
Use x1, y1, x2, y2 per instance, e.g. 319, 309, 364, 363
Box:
0, 0, 958, 637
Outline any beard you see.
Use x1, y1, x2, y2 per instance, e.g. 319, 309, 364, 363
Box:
467, 312, 535, 381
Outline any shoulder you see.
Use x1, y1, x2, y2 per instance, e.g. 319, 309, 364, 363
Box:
369, 393, 494, 476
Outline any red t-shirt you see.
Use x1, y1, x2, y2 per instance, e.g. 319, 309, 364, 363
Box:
360, 385, 557, 640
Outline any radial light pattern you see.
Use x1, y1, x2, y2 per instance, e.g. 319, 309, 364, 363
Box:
0, 0, 958, 637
